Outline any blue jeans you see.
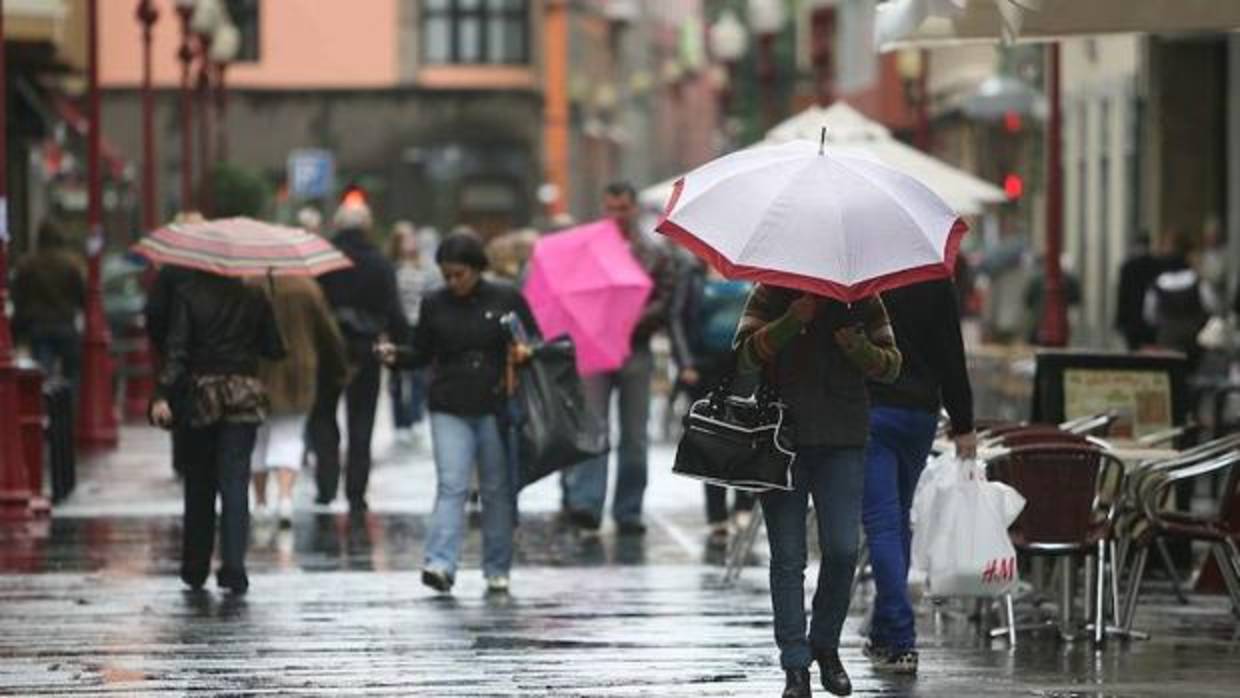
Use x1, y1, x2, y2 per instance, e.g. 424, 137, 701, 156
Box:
563, 347, 652, 526
425, 412, 514, 579
390, 369, 428, 429
862, 406, 939, 652
761, 446, 866, 670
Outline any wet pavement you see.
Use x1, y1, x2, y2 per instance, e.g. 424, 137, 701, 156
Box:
3, 420, 1240, 696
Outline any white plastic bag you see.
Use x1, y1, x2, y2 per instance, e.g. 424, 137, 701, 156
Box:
914, 457, 1026, 598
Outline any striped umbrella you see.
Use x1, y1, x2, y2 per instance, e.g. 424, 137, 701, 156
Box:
132, 217, 352, 277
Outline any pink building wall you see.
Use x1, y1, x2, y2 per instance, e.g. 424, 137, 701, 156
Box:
100, 0, 399, 89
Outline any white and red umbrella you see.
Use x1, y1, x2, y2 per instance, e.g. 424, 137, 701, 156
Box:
656, 139, 967, 302
133, 217, 351, 277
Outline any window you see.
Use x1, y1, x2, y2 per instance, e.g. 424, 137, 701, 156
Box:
224, 0, 261, 62
422, 0, 529, 65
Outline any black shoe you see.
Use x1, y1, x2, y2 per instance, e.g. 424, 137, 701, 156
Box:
216, 569, 249, 595
348, 498, 368, 513
814, 649, 851, 696
782, 668, 813, 698
617, 520, 647, 537
180, 566, 208, 591
567, 509, 601, 532
421, 568, 454, 594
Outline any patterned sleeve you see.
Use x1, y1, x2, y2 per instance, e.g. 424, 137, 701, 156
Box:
734, 285, 803, 374
833, 296, 902, 383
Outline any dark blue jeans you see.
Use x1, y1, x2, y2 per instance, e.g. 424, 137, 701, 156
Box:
390, 368, 428, 429
862, 406, 939, 652
181, 422, 258, 585
761, 445, 866, 670
28, 326, 80, 386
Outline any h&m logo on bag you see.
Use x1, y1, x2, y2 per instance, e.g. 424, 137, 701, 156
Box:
981, 557, 1016, 584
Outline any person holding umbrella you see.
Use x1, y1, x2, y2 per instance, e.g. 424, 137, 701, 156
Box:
658, 137, 966, 697
376, 232, 538, 595
137, 216, 352, 594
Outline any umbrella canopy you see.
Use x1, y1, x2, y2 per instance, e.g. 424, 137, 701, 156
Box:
132, 217, 352, 277
657, 139, 967, 302
522, 219, 653, 376
765, 102, 1006, 215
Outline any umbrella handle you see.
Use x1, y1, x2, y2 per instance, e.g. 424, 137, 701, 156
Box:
819, 126, 826, 156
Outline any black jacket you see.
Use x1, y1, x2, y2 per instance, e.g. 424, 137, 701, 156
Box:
317, 227, 409, 344
395, 279, 537, 416
155, 272, 286, 399
870, 279, 974, 436
145, 265, 196, 355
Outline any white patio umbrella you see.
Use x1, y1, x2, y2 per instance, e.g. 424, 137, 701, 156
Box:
656, 139, 967, 302
765, 102, 1007, 216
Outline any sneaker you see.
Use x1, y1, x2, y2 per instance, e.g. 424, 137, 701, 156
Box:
252, 503, 271, 523
874, 649, 918, 675
422, 568, 454, 594
568, 509, 601, 532
732, 510, 754, 533
486, 576, 510, 594
276, 497, 294, 528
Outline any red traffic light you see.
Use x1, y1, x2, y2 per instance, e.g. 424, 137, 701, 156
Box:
1003, 173, 1024, 200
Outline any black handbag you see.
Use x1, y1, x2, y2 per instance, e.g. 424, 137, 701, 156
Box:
512, 336, 608, 487
673, 373, 796, 492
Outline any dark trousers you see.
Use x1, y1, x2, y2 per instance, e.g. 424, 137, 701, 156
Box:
705, 484, 756, 524
181, 422, 257, 585
684, 352, 755, 524
310, 345, 381, 505
390, 368, 428, 429
29, 326, 81, 387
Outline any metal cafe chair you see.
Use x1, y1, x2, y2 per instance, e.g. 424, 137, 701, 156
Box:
1121, 449, 1240, 634
984, 444, 1127, 645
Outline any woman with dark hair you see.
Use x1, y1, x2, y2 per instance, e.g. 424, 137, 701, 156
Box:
735, 286, 901, 697
149, 270, 285, 594
377, 232, 537, 595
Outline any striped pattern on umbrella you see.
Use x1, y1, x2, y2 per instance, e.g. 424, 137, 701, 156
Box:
132, 217, 352, 277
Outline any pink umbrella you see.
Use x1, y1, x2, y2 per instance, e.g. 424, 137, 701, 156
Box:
523, 219, 653, 376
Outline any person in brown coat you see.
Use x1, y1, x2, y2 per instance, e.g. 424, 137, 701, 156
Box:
249, 275, 349, 527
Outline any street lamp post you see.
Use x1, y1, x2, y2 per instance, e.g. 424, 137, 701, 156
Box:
136, 0, 159, 232
708, 8, 748, 144
1038, 43, 1068, 346
210, 22, 240, 165
196, 36, 213, 214
0, 0, 39, 518
748, 0, 785, 129
77, 0, 119, 449
175, 0, 197, 212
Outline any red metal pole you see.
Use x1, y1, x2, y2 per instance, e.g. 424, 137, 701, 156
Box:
1038, 43, 1069, 347
196, 35, 213, 215
77, 0, 119, 449
215, 63, 228, 163
137, 0, 159, 232
0, 0, 39, 519
177, 5, 195, 212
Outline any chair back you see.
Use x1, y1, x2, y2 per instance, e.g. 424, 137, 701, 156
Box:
987, 444, 1125, 550
998, 427, 1093, 449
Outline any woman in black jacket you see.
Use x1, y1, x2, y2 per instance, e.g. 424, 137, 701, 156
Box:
378, 233, 536, 595
150, 271, 285, 594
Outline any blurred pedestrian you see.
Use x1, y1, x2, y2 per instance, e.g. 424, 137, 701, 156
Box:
149, 270, 286, 594
1199, 216, 1227, 313
1023, 255, 1081, 345
735, 286, 901, 698
387, 221, 442, 448
376, 232, 537, 595
296, 206, 323, 236
12, 220, 85, 385
249, 275, 349, 528
312, 194, 409, 512
144, 212, 205, 479
562, 182, 677, 536
1144, 232, 1221, 372
1116, 229, 1180, 350
861, 278, 974, 675
668, 255, 754, 545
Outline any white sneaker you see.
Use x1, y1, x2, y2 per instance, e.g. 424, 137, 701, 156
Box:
486, 576, 510, 594
252, 504, 271, 523
732, 510, 754, 533
276, 497, 294, 527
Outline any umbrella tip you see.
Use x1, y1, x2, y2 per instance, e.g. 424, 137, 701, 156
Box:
819, 126, 826, 156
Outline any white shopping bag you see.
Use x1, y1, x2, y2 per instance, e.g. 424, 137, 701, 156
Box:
917, 457, 1026, 598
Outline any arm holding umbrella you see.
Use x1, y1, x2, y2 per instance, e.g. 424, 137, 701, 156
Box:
734, 287, 816, 374
831, 297, 902, 384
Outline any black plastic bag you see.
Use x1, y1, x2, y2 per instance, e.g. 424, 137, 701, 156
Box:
513, 336, 608, 488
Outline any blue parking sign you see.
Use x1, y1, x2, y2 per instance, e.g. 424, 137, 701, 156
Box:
288, 149, 335, 199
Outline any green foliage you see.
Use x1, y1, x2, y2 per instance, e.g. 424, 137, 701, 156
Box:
210, 163, 272, 218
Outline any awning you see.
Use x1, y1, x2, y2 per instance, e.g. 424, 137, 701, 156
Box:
878, 0, 1240, 48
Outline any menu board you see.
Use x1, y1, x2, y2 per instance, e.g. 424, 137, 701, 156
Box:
1062, 368, 1173, 439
